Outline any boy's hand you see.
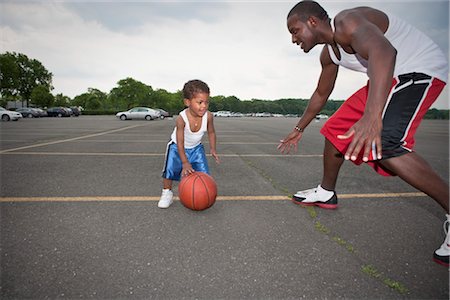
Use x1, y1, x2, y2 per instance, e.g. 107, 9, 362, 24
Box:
211, 150, 220, 164
182, 162, 195, 176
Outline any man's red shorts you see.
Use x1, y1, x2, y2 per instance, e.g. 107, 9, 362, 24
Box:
320, 72, 446, 176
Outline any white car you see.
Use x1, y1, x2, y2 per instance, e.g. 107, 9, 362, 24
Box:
0, 107, 23, 121
214, 111, 232, 117
116, 107, 160, 121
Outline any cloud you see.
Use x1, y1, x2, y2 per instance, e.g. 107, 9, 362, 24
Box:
0, 0, 448, 108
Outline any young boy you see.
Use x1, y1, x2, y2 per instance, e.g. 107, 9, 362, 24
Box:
158, 79, 220, 209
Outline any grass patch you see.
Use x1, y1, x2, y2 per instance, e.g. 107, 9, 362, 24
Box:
362, 265, 408, 294
332, 236, 355, 253
314, 221, 330, 234
306, 206, 317, 219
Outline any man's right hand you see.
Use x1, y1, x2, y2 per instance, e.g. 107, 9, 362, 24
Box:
277, 130, 303, 154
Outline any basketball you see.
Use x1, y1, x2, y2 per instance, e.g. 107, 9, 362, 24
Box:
178, 172, 217, 211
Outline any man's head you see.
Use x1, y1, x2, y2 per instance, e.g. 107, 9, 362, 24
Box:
287, 1, 329, 53
287, 0, 329, 22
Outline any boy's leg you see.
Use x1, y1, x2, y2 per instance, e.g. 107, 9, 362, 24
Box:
159, 178, 174, 209
163, 178, 173, 190
380, 152, 449, 212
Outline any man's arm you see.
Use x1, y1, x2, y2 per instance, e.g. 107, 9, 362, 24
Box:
334, 10, 396, 161
298, 45, 339, 130
278, 46, 338, 154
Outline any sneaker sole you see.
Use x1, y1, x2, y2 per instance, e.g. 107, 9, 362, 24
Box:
291, 197, 338, 209
433, 257, 449, 267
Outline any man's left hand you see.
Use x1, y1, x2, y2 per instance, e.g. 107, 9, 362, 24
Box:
337, 116, 383, 162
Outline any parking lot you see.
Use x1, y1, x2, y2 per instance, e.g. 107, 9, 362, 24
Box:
1, 116, 449, 299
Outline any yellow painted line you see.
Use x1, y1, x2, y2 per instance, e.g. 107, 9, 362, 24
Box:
0, 124, 149, 154
0, 192, 426, 202
0, 151, 322, 157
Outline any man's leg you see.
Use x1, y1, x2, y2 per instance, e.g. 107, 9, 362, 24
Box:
292, 139, 342, 209
379, 152, 449, 212
380, 152, 449, 267
321, 138, 345, 191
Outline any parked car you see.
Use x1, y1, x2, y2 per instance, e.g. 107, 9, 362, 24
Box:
16, 107, 41, 118
34, 108, 48, 117
70, 106, 81, 116
0, 107, 23, 121
156, 108, 171, 119
46, 107, 71, 117
214, 111, 232, 117
116, 107, 160, 121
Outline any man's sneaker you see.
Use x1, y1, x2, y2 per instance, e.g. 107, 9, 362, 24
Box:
158, 189, 173, 209
433, 214, 450, 267
292, 185, 338, 209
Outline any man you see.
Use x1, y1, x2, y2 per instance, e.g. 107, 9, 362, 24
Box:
278, 0, 449, 267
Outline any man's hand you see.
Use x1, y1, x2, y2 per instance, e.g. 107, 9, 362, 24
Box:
337, 116, 383, 162
277, 130, 302, 154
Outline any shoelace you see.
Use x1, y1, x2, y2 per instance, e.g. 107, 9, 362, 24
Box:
297, 187, 317, 196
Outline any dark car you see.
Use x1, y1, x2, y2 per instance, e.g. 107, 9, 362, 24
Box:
70, 106, 81, 116
46, 107, 71, 117
16, 107, 41, 118
34, 108, 48, 117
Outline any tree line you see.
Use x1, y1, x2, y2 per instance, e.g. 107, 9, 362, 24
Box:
1, 51, 448, 119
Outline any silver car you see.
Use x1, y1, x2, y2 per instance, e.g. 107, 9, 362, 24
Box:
116, 107, 160, 121
0, 107, 23, 121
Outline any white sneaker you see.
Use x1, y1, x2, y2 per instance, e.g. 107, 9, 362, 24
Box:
158, 189, 173, 209
433, 214, 450, 267
292, 185, 338, 209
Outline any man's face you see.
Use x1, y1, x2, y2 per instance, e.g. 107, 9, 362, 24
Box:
287, 14, 315, 53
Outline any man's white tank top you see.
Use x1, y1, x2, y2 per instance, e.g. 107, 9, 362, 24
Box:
170, 109, 208, 149
327, 13, 448, 82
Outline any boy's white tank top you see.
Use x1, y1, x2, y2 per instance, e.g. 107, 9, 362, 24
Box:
327, 13, 448, 82
170, 109, 208, 149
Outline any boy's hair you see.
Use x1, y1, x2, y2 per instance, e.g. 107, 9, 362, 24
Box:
182, 79, 210, 99
288, 0, 329, 22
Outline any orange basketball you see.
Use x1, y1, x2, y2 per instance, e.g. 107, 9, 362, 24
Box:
178, 172, 217, 211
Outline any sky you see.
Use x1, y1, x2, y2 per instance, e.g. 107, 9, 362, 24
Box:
1, 0, 449, 109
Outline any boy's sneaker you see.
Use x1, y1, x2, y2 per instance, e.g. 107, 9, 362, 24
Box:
292, 185, 338, 209
158, 189, 173, 209
433, 214, 450, 267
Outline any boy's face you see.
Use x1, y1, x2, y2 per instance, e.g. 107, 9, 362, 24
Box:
184, 92, 210, 117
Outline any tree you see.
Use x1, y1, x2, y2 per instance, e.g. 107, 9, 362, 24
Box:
0, 52, 53, 106
109, 78, 152, 110
54, 93, 71, 107
72, 88, 107, 110
31, 85, 54, 108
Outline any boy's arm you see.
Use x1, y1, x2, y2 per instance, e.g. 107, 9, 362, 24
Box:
207, 112, 220, 164
175, 116, 194, 175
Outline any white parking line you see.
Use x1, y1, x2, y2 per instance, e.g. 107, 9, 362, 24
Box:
0, 124, 149, 154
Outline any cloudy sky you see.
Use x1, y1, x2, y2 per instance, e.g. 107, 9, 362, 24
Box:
1, 0, 449, 108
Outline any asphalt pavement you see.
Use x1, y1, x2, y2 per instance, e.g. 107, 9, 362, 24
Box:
0, 116, 448, 299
